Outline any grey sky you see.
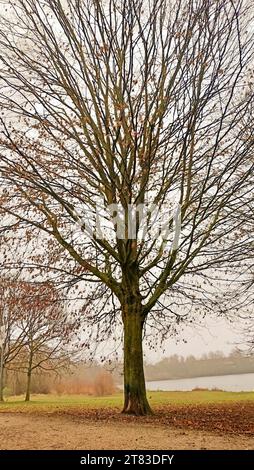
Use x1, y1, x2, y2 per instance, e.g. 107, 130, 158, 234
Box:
144, 318, 241, 363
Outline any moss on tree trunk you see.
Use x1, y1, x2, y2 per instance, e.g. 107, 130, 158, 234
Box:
122, 296, 152, 416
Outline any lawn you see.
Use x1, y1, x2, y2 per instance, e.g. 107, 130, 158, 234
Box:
0, 390, 253, 414
0, 391, 253, 440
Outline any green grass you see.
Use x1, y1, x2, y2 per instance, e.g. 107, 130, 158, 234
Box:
0, 390, 253, 414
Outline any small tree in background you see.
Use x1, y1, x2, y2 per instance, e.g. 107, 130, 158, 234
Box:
0, 278, 75, 401
15, 281, 74, 401
0, 278, 28, 401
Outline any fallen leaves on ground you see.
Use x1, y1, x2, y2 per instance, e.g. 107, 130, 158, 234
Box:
32, 401, 254, 437
1, 401, 253, 437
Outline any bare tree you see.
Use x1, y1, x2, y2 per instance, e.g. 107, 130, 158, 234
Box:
13, 281, 73, 401
0, 0, 254, 414
0, 278, 74, 401
0, 278, 28, 401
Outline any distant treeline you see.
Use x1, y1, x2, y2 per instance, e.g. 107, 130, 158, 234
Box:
6, 350, 254, 396
144, 351, 254, 381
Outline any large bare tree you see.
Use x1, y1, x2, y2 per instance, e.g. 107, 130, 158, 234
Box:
0, 0, 254, 414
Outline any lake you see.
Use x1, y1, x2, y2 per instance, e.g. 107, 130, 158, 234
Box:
147, 372, 254, 392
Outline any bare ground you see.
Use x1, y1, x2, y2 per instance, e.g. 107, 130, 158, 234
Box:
0, 413, 253, 450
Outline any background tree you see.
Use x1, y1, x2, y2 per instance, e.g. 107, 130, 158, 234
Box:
0, 278, 28, 401
0, 277, 75, 401
0, 0, 254, 414
15, 281, 74, 402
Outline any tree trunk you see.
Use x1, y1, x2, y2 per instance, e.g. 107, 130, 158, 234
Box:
25, 371, 32, 402
0, 372, 4, 402
25, 349, 33, 402
0, 346, 4, 402
121, 296, 152, 416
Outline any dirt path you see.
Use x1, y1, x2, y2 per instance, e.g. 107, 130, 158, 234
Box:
0, 413, 253, 450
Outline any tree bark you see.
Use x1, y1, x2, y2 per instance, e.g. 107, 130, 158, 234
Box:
25, 349, 33, 402
25, 371, 32, 402
121, 293, 152, 416
0, 372, 4, 402
0, 346, 4, 402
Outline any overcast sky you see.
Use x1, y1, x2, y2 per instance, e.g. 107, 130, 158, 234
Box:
144, 318, 241, 363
